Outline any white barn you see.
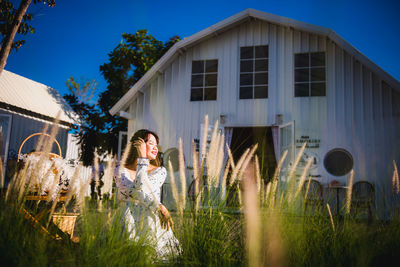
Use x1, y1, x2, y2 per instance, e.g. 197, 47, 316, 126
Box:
110, 9, 400, 215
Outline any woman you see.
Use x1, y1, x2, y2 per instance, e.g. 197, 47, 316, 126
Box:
115, 129, 180, 258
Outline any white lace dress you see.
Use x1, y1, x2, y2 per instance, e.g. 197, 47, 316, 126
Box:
116, 158, 180, 258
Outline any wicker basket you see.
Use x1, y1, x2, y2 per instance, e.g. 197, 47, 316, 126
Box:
52, 212, 79, 237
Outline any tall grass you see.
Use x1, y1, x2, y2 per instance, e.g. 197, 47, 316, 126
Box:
2, 116, 400, 266
0, 123, 155, 266
168, 116, 400, 266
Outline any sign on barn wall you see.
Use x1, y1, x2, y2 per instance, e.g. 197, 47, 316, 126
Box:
296, 136, 320, 149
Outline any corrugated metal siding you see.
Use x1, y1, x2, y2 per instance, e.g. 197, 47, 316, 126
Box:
0, 70, 78, 125
0, 110, 68, 159
126, 19, 400, 211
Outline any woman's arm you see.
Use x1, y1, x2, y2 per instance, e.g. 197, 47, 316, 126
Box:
134, 158, 161, 210
135, 160, 173, 229
115, 168, 136, 202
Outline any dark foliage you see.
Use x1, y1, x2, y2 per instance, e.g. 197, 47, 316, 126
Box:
64, 30, 180, 166
0, 0, 55, 52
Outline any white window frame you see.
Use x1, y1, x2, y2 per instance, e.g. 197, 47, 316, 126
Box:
239, 45, 269, 99
190, 59, 218, 101
278, 121, 295, 177
294, 52, 326, 97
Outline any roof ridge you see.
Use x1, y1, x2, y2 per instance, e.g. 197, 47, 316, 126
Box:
109, 8, 400, 116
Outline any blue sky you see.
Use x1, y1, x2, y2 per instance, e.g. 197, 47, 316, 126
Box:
5, 0, 400, 98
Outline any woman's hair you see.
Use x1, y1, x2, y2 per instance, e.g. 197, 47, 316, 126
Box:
123, 129, 162, 170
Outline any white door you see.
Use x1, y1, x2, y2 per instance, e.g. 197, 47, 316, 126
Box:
279, 122, 295, 174
0, 114, 12, 187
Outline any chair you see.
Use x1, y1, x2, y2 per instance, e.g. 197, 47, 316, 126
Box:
302, 179, 324, 212
351, 181, 374, 221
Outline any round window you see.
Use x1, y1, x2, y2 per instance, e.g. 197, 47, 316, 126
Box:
323, 148, 353, 176
163, 148, 179, 172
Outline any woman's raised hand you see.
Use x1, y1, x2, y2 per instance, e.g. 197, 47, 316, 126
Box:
133, 137, 147, 158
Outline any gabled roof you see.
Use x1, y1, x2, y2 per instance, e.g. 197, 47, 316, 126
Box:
110, 8, 400, 116
0, 70, 79, 127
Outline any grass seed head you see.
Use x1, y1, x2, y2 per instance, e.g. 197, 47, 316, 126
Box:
345, 169, 355, 214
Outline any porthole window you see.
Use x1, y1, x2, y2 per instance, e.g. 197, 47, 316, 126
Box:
323, 148, 353, 176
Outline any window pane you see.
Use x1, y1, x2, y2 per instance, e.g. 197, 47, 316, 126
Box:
191, 88, 203, 101
204, 87, 217, 100
255, 46, 268, 58
255, 73, 268, 85
311, 67, 325, 82
240, 60, 253, 72
240, 73, 253, 86
191, 74, 203, 87
311, 82, 326, 96
295, 68, 309, 82
254, 86, 268, 98
311, 52, 325, 67
205, 74, 217, 86
192, 61, 204, 73
255, 59, 268, 71
206, 60, 218, 72
240, 47, 254, 59
324, 148, 353, 176
295, 53, 309, 68
295, 83, 309, 97
240, 86, 253, 99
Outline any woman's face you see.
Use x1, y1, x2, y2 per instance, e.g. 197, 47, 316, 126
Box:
145, 134, 158, 160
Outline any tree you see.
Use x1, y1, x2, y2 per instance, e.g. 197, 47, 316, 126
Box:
0, 0, 55, 74
99, 30, 180, 114
63, 77, 105, 166
64, 30, 180, 166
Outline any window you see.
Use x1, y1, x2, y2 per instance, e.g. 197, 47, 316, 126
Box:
323, 148, 353, 176
190, 59, 218, 101
163, 148, 179, 171
239, 45, 269, 99
294, 52, 326, 97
